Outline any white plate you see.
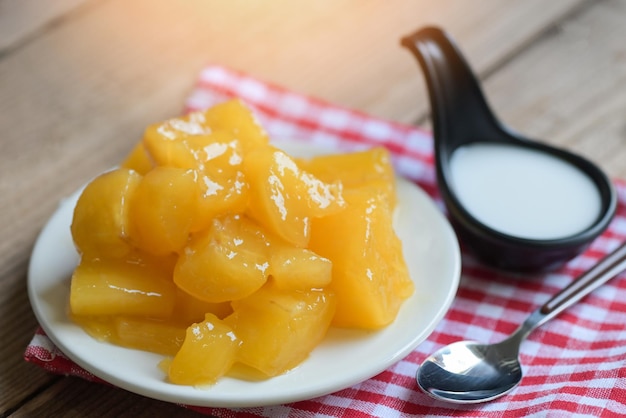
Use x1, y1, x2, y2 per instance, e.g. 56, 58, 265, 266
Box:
28, 142, 461, 408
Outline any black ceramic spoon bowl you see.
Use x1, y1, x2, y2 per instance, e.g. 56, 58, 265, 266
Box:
401, 27, 616, 273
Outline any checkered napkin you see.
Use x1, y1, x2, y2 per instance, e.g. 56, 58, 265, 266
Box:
25, 65, 626, 417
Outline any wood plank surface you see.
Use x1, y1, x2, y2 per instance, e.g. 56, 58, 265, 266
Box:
0, 0, 88, 52
482, 0, 626, 180
3, 0, 625, 416
9, 377, 205, 418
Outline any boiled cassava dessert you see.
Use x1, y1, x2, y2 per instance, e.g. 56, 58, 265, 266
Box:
69, 99, 414, 386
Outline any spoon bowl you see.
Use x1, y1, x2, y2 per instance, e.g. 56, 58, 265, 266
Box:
401, 27, 616, 272
416, 241, 626, 403
417, 340, 521, 403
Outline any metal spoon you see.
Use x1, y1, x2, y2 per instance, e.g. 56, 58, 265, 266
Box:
417, 241, 626, 403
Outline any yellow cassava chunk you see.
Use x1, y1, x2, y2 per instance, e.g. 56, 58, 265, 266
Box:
172, 288, 233, 324
142, 112, 207, 168
142, 99, 268, 169
225, 285, 336, 377
142, 113, 216, 169
141, 105, 259, 231
309, 186, 413, 330
70, 256, 176, 318
130, 166, 198, 255
114, 317, 186, 356
173, 215, 273, 303
181, 134, 249, 232
71, 168, 141, 259
269, 246, 332, 291
244, 147, 345, 247
193, 167, 248, 233
70, 315, 185, 356
200, 99, 269, 152
121, 142, 153, 175
70, 315, 187, 356
70, 315, 114, 342
167, 313, 240, 386
297, 146, 397, 207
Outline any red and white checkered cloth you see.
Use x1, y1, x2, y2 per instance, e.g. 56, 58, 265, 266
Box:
26, 65, 626, 417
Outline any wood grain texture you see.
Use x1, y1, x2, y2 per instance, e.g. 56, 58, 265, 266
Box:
482, 0, 626, 179
9, 377, 206, 418
0, 0, 588, 281
2, 0, 624, 416
0, 0, 88, 52
0, 261, 57, 412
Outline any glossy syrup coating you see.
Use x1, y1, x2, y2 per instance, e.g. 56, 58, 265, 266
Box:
69, 99, 412, 386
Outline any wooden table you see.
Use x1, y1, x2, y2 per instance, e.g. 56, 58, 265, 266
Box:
2, 1, 625, 416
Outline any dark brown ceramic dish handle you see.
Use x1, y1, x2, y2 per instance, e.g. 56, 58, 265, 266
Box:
540, 242, 626, 316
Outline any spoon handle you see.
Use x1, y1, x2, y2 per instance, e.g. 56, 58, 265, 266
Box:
540, 241, 626, 319
400, 27, 506, 150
